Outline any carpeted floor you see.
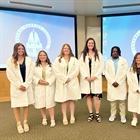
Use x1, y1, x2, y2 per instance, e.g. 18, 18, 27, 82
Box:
0, 93, 140, 140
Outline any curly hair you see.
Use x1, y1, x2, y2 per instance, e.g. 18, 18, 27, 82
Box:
111, 46, 121, 57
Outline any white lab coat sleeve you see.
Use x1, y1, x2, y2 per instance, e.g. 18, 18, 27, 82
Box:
116, 59, 128, 85
52, 58, 68, 83
127, 69, 138, 92
79, 54, 88, 79
104, 60, 114, 85
32, 64, 40, 85
68, 58, 80, 80
94, 52, 104, 78
6, 58, 21, 88
33, 75, 40, 86
46, 75, 56, 86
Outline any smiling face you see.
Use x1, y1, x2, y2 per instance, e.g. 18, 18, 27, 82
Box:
38, 51, 47, 62
17, 45, 25, 56
136, 54, 140, 65
112, 48, 119, 59
87, 39, 94, 50
63, 45, 70, 56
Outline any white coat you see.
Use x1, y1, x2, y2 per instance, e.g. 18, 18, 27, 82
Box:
104, 57, 128, 101
33, 64, 56, 109
79, 52, 104, 94
53, 56, 81, 102
6, 57, 34, 108
127, 68, 140, 114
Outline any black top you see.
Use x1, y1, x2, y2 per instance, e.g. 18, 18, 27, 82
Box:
136, 68, 140, 83
20, 59, 26, 82
89, 58, 92, 76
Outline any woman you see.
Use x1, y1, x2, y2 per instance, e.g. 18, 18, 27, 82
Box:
6, 43, 34, 133
33, 50, 56, 127
79, 37, 104, 123
53, 44, 81, 125
127, 52, 140, 126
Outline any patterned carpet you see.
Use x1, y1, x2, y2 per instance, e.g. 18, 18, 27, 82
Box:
0, 93, 140, 140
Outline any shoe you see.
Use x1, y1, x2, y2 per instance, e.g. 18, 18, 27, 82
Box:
42, 119, 47, 125
96, 114, 101, 123
63, 118, 68, 125
88, 113, 94, 122
17, 122, 24, 134
131, 117, 138, 127
70, 116, 75, 124
121, 116, 126, 123
109, 115, 116, 122
50, 120, 55, 127
23, 120, 29, 132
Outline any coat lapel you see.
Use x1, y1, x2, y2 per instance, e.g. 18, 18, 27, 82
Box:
133, 72, 139, 85
25, 57, 29, 81
67, 57, 74, 74
85, 55, 89, 71
15, 61, 23, 82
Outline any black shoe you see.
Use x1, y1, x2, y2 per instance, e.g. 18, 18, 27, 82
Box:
95, 114, 101, 123
88, 113, 94, 122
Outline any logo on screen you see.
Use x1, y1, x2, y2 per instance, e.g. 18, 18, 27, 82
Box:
131, 30, 140, 55
15, 24, 51, 57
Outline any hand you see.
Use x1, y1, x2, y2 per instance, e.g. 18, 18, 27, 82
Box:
112, 82, 119, 88
19, 85, 26, 91
65, 78, 71, 84
90, 76, 97, 81
43, 81, 49, 86
85, 77, 91, 82
136, 90, 140, 93
38, 79, 45, 85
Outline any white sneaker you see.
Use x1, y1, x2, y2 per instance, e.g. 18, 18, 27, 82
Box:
109, 115, 116, 122
121, 116, 126, 123
131, 117, 138, 127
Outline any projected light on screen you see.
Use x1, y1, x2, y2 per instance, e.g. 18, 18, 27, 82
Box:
0, 9, 77, 69
102, 14, 140, 68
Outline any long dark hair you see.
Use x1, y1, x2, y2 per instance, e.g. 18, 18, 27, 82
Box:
131, 52, 140, 73
12, 43, 28, 68
81, 37, 99, 62
35, 50, 52, 67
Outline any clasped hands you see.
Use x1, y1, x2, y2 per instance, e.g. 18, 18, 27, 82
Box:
85, 76, 97, 82
65, 78, 71, 84
19, 85, 26, 91
38, 79, 49, 86
136, 90, 140, 93
112, 82, 119, 88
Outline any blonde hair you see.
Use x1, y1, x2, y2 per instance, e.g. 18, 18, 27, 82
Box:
130, 52, 140, 73
58, 44, 74, 62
